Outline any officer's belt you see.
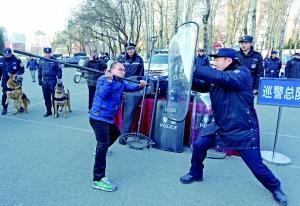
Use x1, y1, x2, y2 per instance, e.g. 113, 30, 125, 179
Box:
42, 75, 56, 80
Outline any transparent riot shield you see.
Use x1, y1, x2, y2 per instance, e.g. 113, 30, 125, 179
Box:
167, 22, 199, 122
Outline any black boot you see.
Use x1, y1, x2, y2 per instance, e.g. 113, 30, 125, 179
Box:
1, 105, 8, 115
43, 111, 52, 117
1, 108, 7, 115
180, 173, 203, 184
44, 106, 52, 117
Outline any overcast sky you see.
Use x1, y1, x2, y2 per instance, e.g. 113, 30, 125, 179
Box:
0, 0, 83, 37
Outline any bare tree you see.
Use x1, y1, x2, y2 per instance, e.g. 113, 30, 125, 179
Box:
279, 0, 294, 58
250, 0, 257, 39
242, 0, 250, 35
224, 0, 248, 47
202, 0, 211, 51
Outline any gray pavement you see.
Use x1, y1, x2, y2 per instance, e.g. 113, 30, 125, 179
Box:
0, 68, 299, 206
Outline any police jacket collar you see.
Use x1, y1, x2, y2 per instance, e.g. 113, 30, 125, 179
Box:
223, 62, 239, 72
240, 46, 254, 57
125, 52, 137, 60
4, 54, 17, 61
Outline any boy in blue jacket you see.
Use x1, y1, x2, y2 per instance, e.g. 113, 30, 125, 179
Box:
89, 62, 147, 192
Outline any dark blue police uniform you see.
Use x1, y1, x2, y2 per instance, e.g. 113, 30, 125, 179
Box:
237, 35, 264, 90
195, 55, 210, 67
181, 48, 287, 206
285, 53, 300, 79
119, 43, 145, 143
264, 51, 282, 78
120, 43, 144, 77
0, 48, 24, 114
38, 47, 62, 116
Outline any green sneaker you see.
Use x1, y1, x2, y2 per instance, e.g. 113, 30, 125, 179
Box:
92, 177, 117, 192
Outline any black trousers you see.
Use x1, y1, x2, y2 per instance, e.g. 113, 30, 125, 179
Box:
88, 85, 96, 110
1, 86, 8, 110
42, 79, 56, 111
120, 95, 142, 134
89, 118, 120, 181
189, 134, 281, 192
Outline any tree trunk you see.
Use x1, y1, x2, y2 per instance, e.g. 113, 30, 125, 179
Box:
173, 0, 179, 34
279, 0, 293, 58
203, 0, 211, 51
242, 0, 250, 35
159, 1, 164, 48
250, 0, 257, 38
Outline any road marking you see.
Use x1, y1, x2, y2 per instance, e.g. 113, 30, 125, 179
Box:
261, 131, 300, 140
0, 116, 93, 133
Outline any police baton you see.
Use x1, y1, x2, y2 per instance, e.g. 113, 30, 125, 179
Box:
13, 50, 144, 85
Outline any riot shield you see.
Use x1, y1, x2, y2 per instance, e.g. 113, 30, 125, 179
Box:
167, 22, 199, 122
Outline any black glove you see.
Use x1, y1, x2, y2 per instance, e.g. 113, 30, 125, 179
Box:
39, 81, 43, 86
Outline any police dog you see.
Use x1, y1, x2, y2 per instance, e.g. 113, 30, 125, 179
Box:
53, 81, 71, 118
5, 75, 30, 115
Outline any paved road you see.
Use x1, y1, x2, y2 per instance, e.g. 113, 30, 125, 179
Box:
0, 68, 299, 206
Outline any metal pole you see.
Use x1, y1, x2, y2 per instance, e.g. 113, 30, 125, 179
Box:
272, 106, 282, 160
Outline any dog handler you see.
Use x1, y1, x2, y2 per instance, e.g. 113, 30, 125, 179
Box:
38, 47, 62, 117
0, 48, 24, 115
89, 62, 147, 191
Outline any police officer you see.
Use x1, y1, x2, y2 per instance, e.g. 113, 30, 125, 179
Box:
264, 51, 282, 78
181, 48, 287, 206
38, 47, 62, 117
285, 52, 300, 79
118, 42, 145, 145
195, 48, 210, 67
84, 50, 106, 111
27, 57, 38, 82
0, 48, 25, 115
237, 35, 264, 94
120, 42, 144, 77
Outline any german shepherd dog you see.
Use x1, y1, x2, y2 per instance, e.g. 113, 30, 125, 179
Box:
53, 81, 71, 118
6, 75, 30, 115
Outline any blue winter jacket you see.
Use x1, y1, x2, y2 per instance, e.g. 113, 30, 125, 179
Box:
193, 63, 259, 150
0, 55, 25, 87
285, 57, 300, 79
89, 76, 142, 124
237, 47, 264, 90
264, 57, 281, 78
27, 59, 38, 70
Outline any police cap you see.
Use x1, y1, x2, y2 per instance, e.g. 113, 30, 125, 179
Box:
3, 48, 12, 55
271, 50, 278, 55
238, 35, 253, 43
294, 52, 300, 56
209, 48, 237, 60
43, 47, 52, 53
125, 42, 136, 50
